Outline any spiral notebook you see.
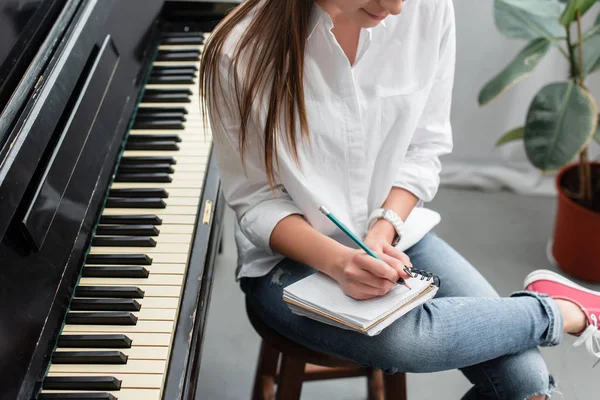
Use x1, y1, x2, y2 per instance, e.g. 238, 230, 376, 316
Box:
283, 269, 440, 336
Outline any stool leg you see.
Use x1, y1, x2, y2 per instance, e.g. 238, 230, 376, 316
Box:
384, 372, 407, 400
252, 340, 280, 400
367, 369, 385, 400
276, 355, 305, 400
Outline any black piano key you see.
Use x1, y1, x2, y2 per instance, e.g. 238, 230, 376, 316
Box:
128, 134, 182, 142
39, 393, 116, 400
86, 254, 152, 265
147, 75, 195, 85
52, 351, 128, 364
43, 376, 122, 391
66, 312, 138, 325
156, 49, 200, 62
75, 286, 145, 298
92, 236, 157, 247
108, 188, 169, 199
142, 89, 191, 103
96, 225, 159, 236
162, 31, 205, 39
118, 163, 174, 174
105, 198, 167, 208
99, 215, 162, 226
161, 35, 204, 45
136, 113, 186, 122
58, 334, 132, 348
120, 156, 176, 165
82, 266, 150, 279
137, 106, 188, 115
70, 298, 142, 311
114, 172, 173, 183
150, 66, 197, 76
124, 141, 180, 151
132, 119, 184, 130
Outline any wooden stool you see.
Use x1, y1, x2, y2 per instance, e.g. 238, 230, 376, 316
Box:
246, 299, 407, 400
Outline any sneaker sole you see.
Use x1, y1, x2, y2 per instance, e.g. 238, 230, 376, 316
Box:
524, 269, 600, 297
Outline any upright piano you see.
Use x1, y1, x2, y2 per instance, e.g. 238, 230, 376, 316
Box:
0, 1, 236, 398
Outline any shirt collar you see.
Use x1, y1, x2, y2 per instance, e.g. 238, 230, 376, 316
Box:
307, 3, 387, 40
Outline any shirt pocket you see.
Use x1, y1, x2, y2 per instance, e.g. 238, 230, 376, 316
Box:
377, 85, 429, 145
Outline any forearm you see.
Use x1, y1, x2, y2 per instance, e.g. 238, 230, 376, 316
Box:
269, 214, 349, 277
367, 187, 419, 244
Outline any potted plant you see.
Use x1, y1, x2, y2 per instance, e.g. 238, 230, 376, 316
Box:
479, 0, 600, 282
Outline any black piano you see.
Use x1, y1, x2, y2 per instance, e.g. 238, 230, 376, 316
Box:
0, 1, 235, 398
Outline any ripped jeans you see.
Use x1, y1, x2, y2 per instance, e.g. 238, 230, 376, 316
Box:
240, 232, 563, 399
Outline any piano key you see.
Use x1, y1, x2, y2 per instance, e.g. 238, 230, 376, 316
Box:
122, 148, 210, 158
88, 253, 188, 265
63, 320, 175, 334
127, 133, 182, 142
113, 173, 173, 183
99, 215, 162, 226
58, 335, 132, 349
50, 359, 167, 374
102, 206, 199, 216
46, 373, 162, 389
124, 141, 180, 151
162, 31, 206, 38
63, 347, 169, 360
66, 312, 138, 326
117, 164, 175, 174
109, 176, 205, 190
151, 64, 197, 73
106, 198, 167, 209
141, 89, 191, 103
119, 156, 176, 165
52, 351, 128, 364
108, 188, 168, 199
136, 106, 188, 115
92, 236, 157, 247
95, 225, 159, 237
82, 266, 150, 278
90, 244, 189, 255
147, 75, 195, 85
43, 376, 122, 391
75, 286, 145, 298
126, 296, 181, 308
85, 264, 186, 276
70, 298, 142, 312
80, 274, 184, 287
86, 254, 152, 265
38, 393, 116, 400
99, 214, 194, 226
156, 49, 200, 62
132, 119, 185, 130
136, 233, 192, 244
161, 35, 205, 45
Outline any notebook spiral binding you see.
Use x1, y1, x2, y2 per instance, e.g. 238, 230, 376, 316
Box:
406, 267, 441, 288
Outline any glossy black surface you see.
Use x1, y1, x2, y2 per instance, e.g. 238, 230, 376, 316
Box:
57, 335, 132, 348
39, 393, 116, 400
0, 0, 164, 397
42, 376, 122, 391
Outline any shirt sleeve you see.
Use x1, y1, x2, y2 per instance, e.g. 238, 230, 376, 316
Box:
208, 57, 304, 253
393, 1, 456, 203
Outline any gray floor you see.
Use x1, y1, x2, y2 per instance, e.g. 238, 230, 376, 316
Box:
197, 188, 599, 399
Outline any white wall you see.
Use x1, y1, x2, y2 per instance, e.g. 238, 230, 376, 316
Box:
442, 1, 600, 196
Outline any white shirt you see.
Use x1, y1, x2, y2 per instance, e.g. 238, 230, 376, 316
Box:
209, 0, 456, 279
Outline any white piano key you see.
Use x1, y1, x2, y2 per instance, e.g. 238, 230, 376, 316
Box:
59, 332, 172, 347
63, 320, 175, 333
79, 274, 184, 286
146, 233, 193, 243
62, 346, 170, 360
102, 206, 199, 216
136, 297, 181, 309
49, 359, 167, 374
122, 149, 210, 157
109, 180, 205, 190
152, 225, 194, 234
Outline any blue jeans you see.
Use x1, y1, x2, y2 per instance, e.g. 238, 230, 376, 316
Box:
240, 232, 563, 399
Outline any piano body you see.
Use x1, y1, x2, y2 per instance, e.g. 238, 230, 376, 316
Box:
0, 1, 236, 398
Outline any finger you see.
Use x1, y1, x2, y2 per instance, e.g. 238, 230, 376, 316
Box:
345, 267, 395, 291
353, 253, 398, 282
383, 244, 413, 268
380, 253, 411, 280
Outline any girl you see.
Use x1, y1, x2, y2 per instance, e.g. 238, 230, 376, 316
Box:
199, 1, 600, 398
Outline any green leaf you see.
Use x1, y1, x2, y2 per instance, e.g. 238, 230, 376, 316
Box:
496, 127, 525, 146
560, 0, 597, 26
595, 114, 600, 144
494, 0, 566, 41
479, 38, 551, 105
525, 82, 597, 171
577, 13, 600, 74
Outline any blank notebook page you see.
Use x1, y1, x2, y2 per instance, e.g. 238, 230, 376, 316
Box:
284, 272, 431, 323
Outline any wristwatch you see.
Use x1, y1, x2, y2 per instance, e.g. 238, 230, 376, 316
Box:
367, 208, 405, 246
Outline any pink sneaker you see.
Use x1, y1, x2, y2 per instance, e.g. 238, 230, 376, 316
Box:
524, 269, 600, 365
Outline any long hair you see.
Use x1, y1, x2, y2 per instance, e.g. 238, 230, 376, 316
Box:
199, 0, 314, 188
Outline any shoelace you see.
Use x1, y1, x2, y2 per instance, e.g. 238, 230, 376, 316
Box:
573, 315, 600, 368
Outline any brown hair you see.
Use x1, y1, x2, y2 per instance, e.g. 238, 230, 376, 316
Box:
199, 0, 314, 188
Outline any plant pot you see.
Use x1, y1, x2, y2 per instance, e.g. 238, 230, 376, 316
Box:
552, 162, 600, 282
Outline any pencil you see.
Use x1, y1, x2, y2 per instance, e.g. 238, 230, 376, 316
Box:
319, 205, 411, 290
